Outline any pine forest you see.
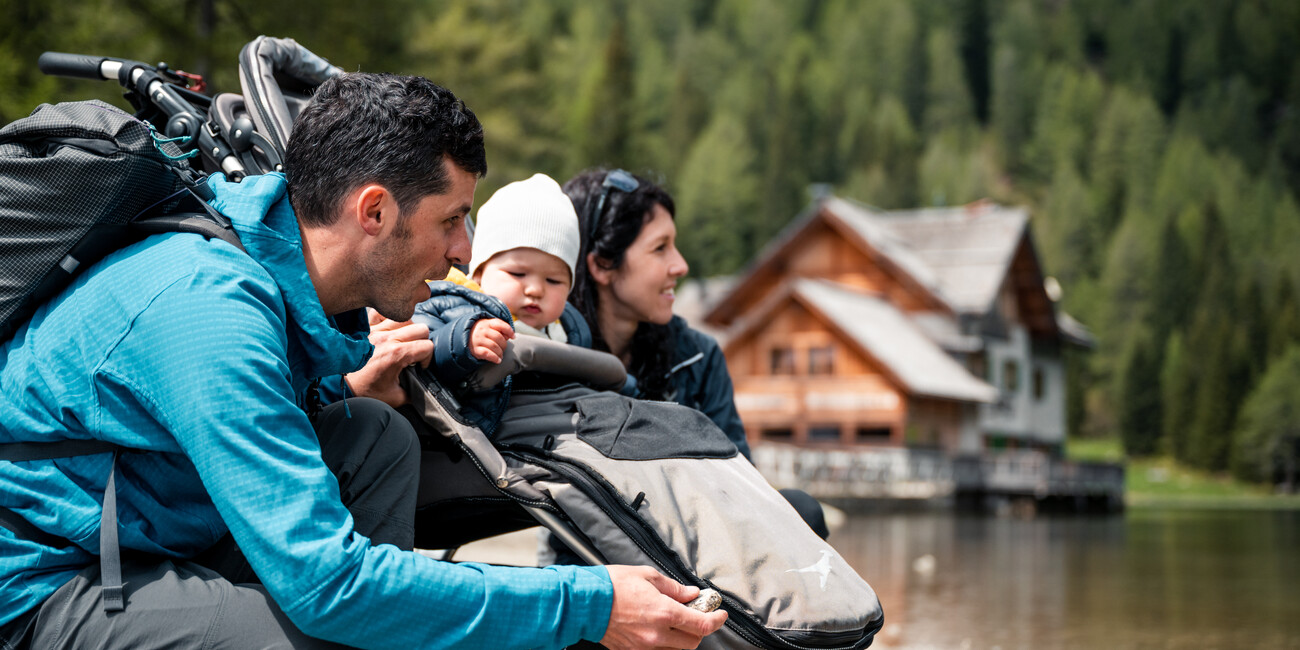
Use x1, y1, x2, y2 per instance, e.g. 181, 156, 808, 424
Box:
4, 0, 1299, 486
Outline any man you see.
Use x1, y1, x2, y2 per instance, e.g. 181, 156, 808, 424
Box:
0, 73, 725, 648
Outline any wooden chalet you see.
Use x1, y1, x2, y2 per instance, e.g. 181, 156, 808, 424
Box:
699, 197, 1092, 456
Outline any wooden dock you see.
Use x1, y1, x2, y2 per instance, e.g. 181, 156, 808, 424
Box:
752, 444, 1125, 513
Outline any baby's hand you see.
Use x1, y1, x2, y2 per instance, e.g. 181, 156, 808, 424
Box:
469, 318, 515, 364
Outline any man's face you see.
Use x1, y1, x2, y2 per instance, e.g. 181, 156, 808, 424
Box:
361, 158, 475, 321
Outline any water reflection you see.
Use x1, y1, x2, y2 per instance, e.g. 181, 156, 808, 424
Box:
834, 509, 1300, 650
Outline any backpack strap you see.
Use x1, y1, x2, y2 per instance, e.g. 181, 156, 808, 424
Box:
99, 450, 125, 611
125, 172, 246, 254
0, 439, 127, 613
131, 211, 244, 252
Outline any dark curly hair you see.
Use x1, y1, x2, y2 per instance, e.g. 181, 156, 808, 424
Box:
285, 73, 486, 228
563, 169, 677, 400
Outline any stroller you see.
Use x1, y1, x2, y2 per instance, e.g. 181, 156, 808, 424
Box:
38, 38, 884, 649
37, 36, 337, 181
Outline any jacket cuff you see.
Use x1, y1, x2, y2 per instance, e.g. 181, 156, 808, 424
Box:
563, 565, 615, 644
431, 313, 492, 382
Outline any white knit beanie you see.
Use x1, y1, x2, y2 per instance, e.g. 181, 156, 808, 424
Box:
469, 173, 581, 284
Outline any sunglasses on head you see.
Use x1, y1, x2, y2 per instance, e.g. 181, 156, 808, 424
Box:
587, 169, 640, 246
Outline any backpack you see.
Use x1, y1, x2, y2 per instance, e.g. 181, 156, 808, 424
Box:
0, 99, 244, 612
0, 99, 242, 343
405, 370, 885, 650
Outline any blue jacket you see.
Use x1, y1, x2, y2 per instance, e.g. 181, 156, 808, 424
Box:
0, 173, 611, 648
412, 275, 592, 435
659, 316, 752, 460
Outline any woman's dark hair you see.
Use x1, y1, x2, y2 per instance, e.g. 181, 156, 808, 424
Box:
563, 169, 677, 399
286, 73, 486, 228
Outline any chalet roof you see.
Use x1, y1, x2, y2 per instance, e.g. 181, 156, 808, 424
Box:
792, 279, 997, 403
826, 198, 1029, 315
905, 311, 985, 353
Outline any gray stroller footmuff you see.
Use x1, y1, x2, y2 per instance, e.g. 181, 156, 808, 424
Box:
403, 366, 884, 650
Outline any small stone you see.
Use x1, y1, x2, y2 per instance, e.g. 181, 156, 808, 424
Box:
687, 588, 722, 613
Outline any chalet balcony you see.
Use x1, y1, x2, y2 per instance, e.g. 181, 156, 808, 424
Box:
732, 375, 905, 447
753, 443, 1124, 512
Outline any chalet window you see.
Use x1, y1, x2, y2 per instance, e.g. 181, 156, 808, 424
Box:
769, 347, 796, 375
856, 427, 892, 442
808, 425, 841, 443
762, 428, 793, 441
1033, 367, 1046, 400
1002, 359, 1019, 393
808, 346, 835, 375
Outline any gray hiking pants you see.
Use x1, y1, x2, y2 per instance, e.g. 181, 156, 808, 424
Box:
0, 397, 419, 650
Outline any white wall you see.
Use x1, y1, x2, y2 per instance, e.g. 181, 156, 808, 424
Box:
1027, 355, 1066, 445
977, 324, 1066, 447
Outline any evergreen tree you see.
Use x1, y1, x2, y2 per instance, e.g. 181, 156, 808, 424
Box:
1037, 162, 1095, 284
1090, 87, 1167, 231
1117, 328, 1163, 456
1149, 216, 1195, 342
956, 0, 991, 124
1268, 275, 1300, 359
1024, 63, 1104, 182
987, 0, 1043, 173
1185, 317, 1249, 471
675, 110, 760, 278
864, 0, 925, 124
1161, 331, 1195, 460
923, 26, 977, 136
1238, 276, 1269, 380
1231, 345, 1300, 490
405, 1, 558, 195
662, 29, 732, 173
565, 12, 635, 172
1181, 205, 1252, 470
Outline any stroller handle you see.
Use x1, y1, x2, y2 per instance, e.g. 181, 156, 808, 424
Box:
467, 336, 628, 393
39, 50, 246, 179
38, 52, 128, 81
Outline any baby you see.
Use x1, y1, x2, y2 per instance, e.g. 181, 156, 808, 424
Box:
412, 173, 589, 432
463, 173, 581, 363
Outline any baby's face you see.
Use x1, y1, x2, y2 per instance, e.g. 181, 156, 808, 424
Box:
476, 248, 572, 330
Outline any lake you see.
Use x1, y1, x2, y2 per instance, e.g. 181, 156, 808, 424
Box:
834, 508, 1300, 649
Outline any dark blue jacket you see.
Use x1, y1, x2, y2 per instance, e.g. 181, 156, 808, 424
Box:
411, 276, 592, 435
657, 316, 752, 460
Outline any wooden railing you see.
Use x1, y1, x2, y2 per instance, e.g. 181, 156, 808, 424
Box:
752, 444, 1124, 503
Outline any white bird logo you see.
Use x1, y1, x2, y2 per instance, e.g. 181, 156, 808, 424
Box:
786, 549, 834, 591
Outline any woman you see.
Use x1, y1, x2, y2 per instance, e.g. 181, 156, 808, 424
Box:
562, 169, 751, 460
563, 169, 828, 539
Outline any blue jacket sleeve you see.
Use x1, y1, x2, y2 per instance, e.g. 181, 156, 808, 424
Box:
102, 259, 612, 649
412, 281, 514, 385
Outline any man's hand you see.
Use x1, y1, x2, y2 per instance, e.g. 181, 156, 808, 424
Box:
469, 318, 515, 364
599, 565, 728, 650
344, 309, 435, 407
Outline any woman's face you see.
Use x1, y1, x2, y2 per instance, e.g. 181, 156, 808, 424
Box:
596, 203, 689, 326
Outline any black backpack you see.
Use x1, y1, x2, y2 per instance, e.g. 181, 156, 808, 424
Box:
0, 99, 242, 343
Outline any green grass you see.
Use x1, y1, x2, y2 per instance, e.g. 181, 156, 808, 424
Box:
1066, 436, 1300, 510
